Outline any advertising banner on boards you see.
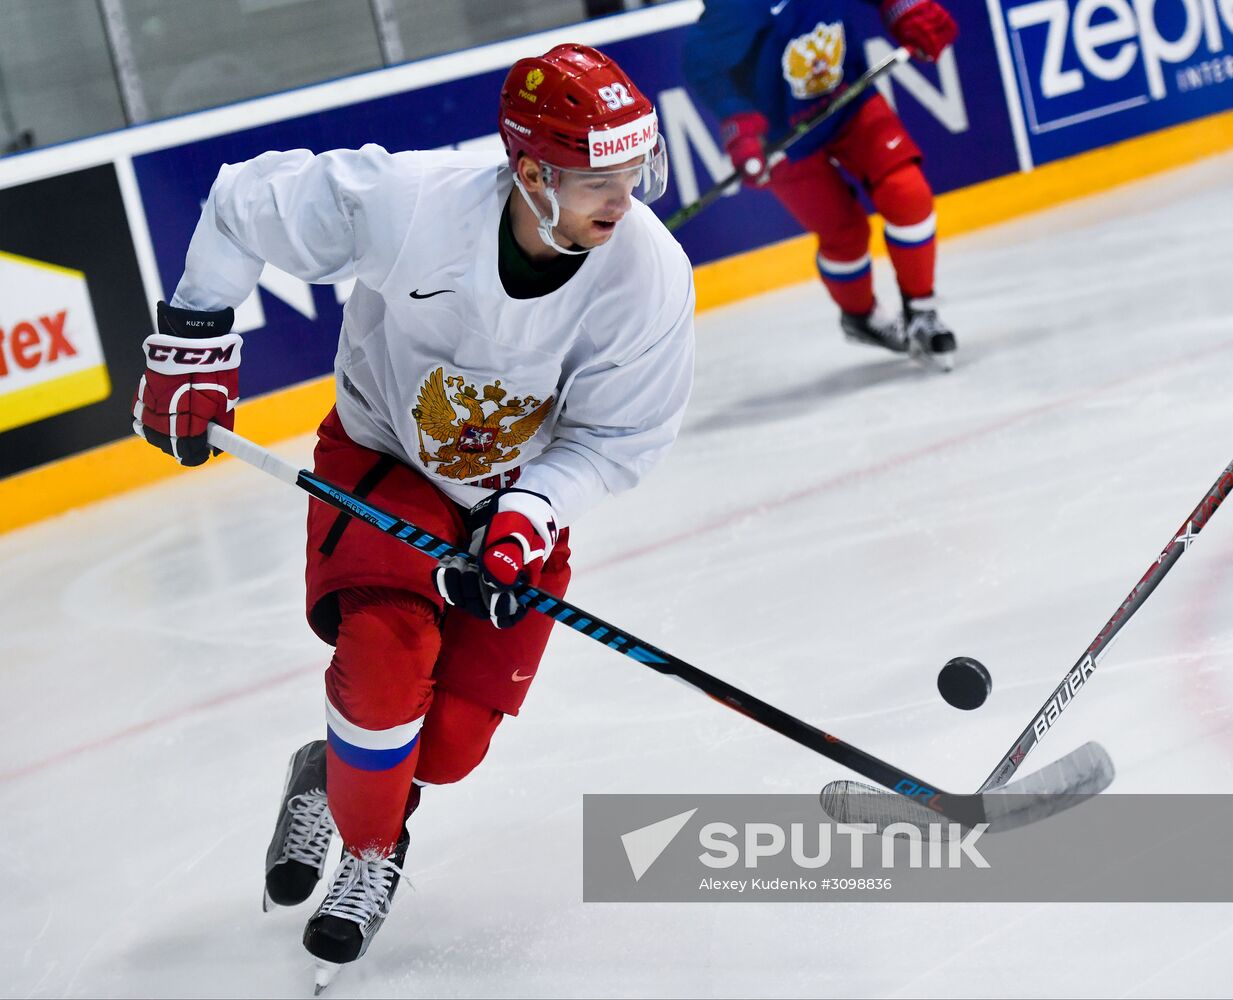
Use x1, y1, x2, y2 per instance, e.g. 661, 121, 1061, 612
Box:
992, 0, 1233, 165
0, 165, 150, 479
133, 1, 1018, 404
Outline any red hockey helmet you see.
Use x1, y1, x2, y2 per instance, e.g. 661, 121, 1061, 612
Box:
499, 43, 662, 175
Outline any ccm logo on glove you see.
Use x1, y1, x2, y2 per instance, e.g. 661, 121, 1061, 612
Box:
145, 342, 238, 366
132, 300, 241, 467
490, 549, 521, 574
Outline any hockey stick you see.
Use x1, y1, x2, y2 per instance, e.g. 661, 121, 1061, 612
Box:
821, 456, 1233, 828
976, 457, 1233, 791
663, 46, 910, 233
205, 423, 1112, 830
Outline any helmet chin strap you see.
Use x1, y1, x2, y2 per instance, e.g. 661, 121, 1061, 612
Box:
512, 171, 589, 257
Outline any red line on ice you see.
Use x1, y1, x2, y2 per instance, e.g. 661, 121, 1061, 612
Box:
0, 665, 312, 784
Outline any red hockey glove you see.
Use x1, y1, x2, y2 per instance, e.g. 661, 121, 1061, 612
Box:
434, 488, 559, 629
721, 111, 771, 188
133, 301, 240, 467
881, 0, 958, 61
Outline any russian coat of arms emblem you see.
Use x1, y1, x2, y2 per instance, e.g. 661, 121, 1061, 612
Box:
412, 367, 554, 482
781, 21, 847, 99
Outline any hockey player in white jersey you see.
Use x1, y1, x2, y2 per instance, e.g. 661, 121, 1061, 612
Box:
132, 44, 695, 989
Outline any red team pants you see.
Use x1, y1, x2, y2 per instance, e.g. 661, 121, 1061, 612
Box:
767, 94, 937, 316
305, 409, 572, 856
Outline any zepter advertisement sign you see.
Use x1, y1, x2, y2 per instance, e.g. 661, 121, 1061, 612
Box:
0, 250, 109, 433
993, 0, 1233, 163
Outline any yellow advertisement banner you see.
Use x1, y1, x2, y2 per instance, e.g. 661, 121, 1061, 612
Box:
0, 364, 112, 435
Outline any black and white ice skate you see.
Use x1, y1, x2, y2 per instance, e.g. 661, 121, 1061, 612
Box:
264, 740, 336, 911
840, 307, 908, 353
303, 831, 409, 994
902, 295, 957, 372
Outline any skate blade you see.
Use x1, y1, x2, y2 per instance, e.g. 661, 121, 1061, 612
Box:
313, 960, 340, 995
262, 889, 271, 913
908, 344, 955, 373
843, 332, 909, 354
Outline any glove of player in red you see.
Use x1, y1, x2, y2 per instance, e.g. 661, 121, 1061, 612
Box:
720, 111, 771, 187
133, 301, 241, 467
434, 487, 559, 629
881, 0, 958, 61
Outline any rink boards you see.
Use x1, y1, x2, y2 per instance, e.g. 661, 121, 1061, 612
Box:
1, 0, 1232, 527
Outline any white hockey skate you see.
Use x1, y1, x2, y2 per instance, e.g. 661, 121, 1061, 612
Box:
902, 295, 957, 372
264, 740, 336, 911
303, 831, 409, 994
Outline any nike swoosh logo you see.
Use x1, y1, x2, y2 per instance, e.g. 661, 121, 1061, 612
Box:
770, 0, 789, 14
887, 136, 903, 149
409, 288, 455, 299
511, 669, 535, 682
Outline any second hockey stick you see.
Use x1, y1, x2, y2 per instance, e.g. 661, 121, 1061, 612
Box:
663, 46, 909, 233
205, 423, 1113, 831
821, 456, 1233, 829
976, 456, 1233, 790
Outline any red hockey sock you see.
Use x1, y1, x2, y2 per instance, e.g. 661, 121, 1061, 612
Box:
812, 192, 876, 315
324, 587, 440, 856
767, 146, 876, 316
816, 252, 876, 315
871, 164, 937, 300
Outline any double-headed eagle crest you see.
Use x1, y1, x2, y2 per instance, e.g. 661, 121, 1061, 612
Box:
412, 367, 554, 482
781, 21, 846, 99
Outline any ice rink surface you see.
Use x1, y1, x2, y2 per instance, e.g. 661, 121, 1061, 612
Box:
4, 152, 1233, 999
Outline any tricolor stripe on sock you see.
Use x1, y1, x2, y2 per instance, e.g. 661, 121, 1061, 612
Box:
325, 697, 422, 772
884, 213, 937, 248
816, 252, 872, 282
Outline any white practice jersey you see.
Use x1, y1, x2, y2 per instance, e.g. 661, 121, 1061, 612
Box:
172, 144, 696, 527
